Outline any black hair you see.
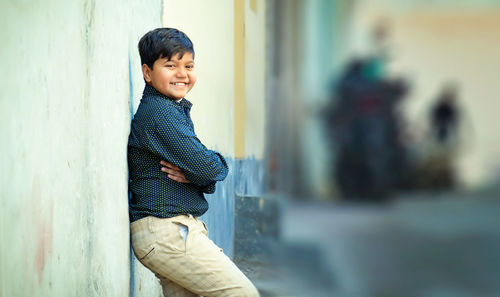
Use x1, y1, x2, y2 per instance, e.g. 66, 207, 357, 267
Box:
138, 28, 195, 69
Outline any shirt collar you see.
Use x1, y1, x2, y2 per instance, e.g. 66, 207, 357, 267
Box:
142, 84, 193, 109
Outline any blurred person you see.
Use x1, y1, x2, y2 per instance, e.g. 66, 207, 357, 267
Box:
325, 56, 408, 201
324, 18, 413, 201
417, 82, 461, 190
431, 82, 460, 146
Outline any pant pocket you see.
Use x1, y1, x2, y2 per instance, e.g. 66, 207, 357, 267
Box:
139, 246, 156, 261
152, 219, 189, 253
131, 229, 156, 260
177, 224, 189, 242
171, 221, 189, 252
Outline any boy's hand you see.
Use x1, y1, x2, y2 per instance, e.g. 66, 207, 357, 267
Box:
160, 161, 190, 183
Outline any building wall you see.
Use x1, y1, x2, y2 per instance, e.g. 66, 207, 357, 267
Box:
1, 0, 267, 297
0, 1, 161, 297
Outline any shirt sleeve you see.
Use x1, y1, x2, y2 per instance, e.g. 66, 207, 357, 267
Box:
148, 105, 229, 188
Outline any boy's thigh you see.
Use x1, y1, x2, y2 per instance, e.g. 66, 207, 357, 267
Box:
132, 215, 258, 297
158, 276, 199, 297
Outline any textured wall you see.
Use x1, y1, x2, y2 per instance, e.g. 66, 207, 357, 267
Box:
0, 0, 160, 296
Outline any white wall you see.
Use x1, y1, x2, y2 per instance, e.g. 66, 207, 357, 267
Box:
0, 0, 160, 296
245, 0, 267, 159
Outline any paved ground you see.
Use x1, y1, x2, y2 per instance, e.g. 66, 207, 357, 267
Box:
240, 191, 500, 297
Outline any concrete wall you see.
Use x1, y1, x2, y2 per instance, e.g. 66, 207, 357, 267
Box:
0, 0, 161, 296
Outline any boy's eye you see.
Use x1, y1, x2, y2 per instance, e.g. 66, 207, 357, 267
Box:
165, 64, 175, 68
186, 65, 194, 69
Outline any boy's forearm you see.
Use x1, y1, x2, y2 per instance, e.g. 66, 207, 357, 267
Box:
153, 109, 229, 184
181, 152, 228, 187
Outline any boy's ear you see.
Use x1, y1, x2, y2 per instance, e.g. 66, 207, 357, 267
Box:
142, 64, 152, 83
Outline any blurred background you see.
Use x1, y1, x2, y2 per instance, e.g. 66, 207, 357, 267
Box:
263, 1, 500, 296
1, 0, 499, 296
268, 0, 500, 199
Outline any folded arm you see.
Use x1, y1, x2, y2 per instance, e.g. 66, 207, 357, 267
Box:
149, 107, 228, 190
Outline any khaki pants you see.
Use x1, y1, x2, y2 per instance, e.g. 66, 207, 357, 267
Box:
131, 215, 259, 297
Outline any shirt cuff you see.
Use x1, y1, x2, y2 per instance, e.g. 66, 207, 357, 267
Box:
200, 182, 216, 194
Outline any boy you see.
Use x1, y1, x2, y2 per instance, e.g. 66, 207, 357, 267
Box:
128, 28, 259, 297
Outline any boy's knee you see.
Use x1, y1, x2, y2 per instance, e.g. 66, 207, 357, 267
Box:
238, 283, 260, 297
249, 287, 260, 297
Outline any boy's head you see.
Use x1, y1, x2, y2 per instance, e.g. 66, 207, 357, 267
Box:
139, 28, 196, 100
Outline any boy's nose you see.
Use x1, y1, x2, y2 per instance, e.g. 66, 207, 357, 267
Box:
176, 68, 187, 77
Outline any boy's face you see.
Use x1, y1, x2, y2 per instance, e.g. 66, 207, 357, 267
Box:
142, 52, 196, 100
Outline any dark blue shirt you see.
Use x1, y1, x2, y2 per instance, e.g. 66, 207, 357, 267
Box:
128, 85, 229, 222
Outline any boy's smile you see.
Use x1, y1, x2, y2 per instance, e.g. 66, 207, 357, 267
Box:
142, 52, 196, 100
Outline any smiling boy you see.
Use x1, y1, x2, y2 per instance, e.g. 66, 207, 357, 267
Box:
128, 28, 259, 297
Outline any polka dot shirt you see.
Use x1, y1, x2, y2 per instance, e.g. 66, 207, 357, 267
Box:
128, 85, 229, 222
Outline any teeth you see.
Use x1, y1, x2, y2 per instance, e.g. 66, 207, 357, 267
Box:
174, 82, 186, 86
